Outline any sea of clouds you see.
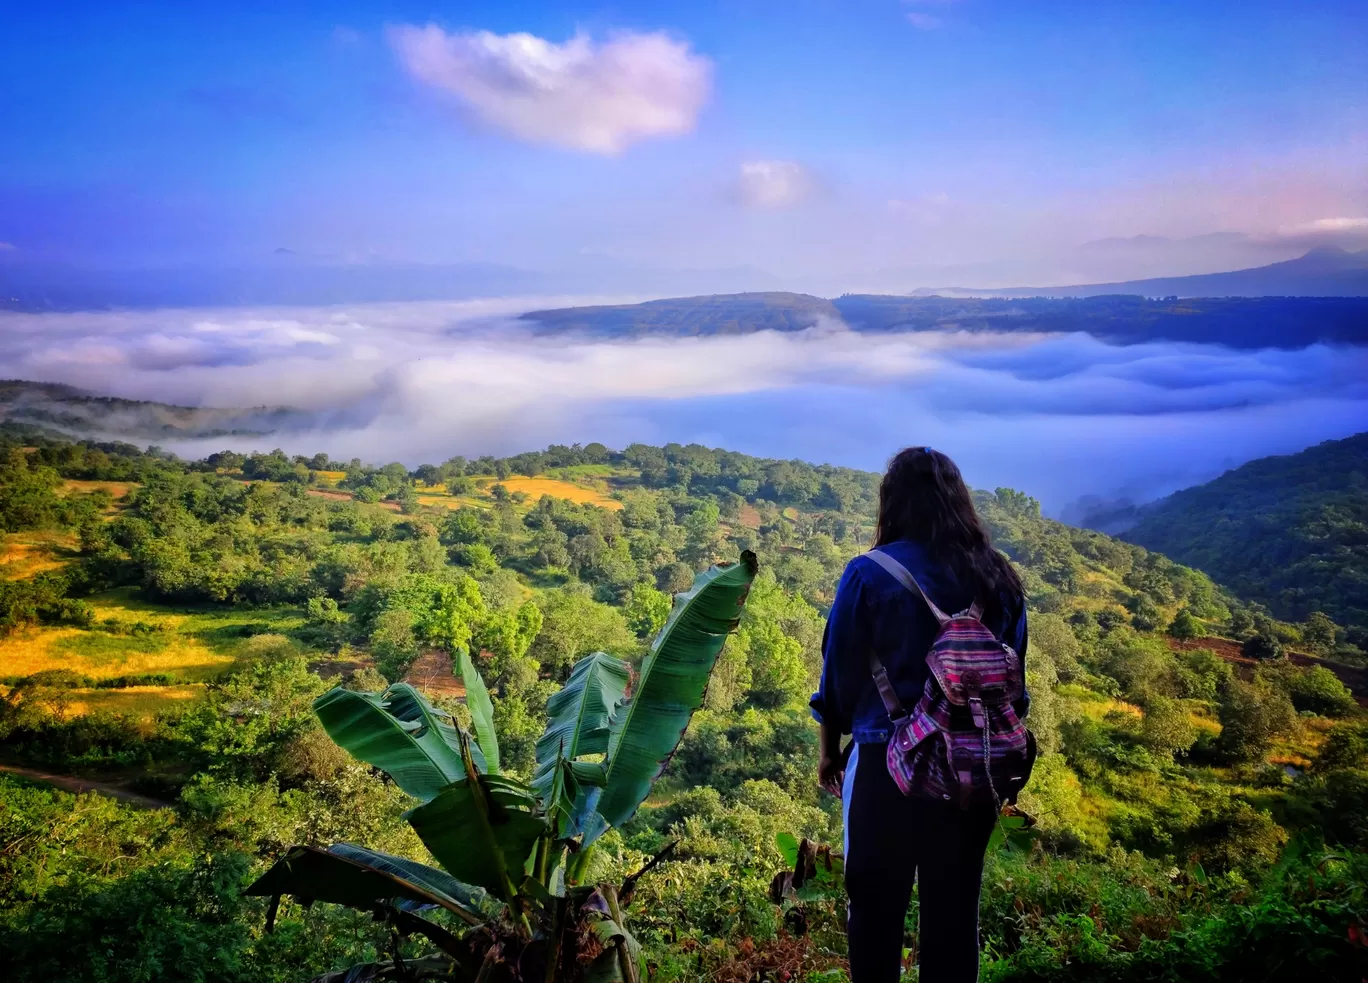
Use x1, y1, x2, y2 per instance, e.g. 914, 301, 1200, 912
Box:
3, 298, 1367, 513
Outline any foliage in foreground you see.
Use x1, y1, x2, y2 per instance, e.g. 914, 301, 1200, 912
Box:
245, 553, 757, 981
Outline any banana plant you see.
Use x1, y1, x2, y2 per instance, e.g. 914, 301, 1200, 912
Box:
247, 552, 756, 982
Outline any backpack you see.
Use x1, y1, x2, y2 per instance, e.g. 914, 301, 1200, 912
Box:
864, 549, 1036, 810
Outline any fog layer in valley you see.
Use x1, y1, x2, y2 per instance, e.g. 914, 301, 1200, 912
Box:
3, 299, 1366, 513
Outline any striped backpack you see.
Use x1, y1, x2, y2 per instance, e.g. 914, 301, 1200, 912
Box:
864, 549, 1036, 810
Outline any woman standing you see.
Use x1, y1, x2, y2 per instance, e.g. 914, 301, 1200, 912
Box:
810, 447, 1029, 982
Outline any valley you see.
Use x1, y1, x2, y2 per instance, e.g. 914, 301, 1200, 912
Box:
2, 431, 1365, 981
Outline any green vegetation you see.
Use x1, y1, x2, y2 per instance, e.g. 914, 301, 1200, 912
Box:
1125, 432, 1368, 640
1, 432, 1364, 981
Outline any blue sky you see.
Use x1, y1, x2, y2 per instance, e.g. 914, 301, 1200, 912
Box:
3, 0, 1365, 287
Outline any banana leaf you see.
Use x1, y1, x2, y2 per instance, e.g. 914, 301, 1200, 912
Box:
456, 648, 500, 774
531, 651, 630, 820
581, 917, 645, 983
244, 843, 484, 925
313, 682, 484, 803
590, 552, 756, 838
405, 732, 546, 903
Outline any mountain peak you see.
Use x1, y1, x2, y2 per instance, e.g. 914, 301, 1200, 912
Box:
1293, 245, 1368, 271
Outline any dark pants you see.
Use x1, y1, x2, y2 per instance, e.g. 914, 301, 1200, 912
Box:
843, 743, 996, 983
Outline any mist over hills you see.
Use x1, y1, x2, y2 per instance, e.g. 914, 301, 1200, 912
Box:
0, 379, 310, 440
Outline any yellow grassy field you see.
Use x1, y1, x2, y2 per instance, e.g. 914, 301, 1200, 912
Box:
0, 625, 234, 682
313, 470, 347, 487
0, 531, 78, 578
58, 479, 137, 499
418, 476, 621, 510
61, 685, 204, 717
496, 477, 621, 508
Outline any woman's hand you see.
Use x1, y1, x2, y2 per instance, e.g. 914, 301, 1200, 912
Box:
817, 721, 845, 797
818, 746, 845, 798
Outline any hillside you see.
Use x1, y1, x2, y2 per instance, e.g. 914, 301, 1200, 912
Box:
520, 291, 841, 336
520, 293, 1368, 348
1, 435, 1364, 982
1125, 432, 1368, 635
0, 379, 305, 440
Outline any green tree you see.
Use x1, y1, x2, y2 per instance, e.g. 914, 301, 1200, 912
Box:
1218, 679, 1296, 763
529, 585, 636, 676
1285, 665, 1358, 718
1139, 696, 1199, 760
1302, 611, 1338, 654
1242, 631, 1283, 661
625, 582, 671, 639
1168, 607, 1202, 640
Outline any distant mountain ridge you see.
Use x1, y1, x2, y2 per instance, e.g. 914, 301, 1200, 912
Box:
1121, 432, 1368, 631
913, 246, 1368, 299
522, 293, 1368, 349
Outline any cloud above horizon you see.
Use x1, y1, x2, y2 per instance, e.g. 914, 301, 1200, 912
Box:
388, 25, 711, 153
735, 160, 818, 209
3, 300, 1367, 510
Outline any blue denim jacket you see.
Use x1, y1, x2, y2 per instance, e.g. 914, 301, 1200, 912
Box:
810, 539, 1029, 744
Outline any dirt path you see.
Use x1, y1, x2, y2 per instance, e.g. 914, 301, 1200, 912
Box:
0, 763, 172, 809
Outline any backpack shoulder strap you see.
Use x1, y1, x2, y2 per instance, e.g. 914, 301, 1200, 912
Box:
864, 548, 952, 626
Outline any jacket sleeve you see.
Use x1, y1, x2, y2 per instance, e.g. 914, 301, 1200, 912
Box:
810, 560, 870, 736
1010, 597, 1031, 719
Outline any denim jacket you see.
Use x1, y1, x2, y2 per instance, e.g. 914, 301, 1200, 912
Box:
810, 539, 1029, 744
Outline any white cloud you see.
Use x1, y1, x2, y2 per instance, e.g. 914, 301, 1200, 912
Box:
1269, 216, 1368, 250
3, 300, 1367, 509
1276, 216, 1368, 237
736, 160, 817, 209
387, 25, 711, 154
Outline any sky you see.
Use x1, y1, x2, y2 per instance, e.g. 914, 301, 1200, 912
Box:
3, 0, 1366, 289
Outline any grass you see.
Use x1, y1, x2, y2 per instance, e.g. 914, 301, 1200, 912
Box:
1061, 684, 1143, 721
0, 530, 79, 578
59, 685, 204, 717
416, 476, 622, 511
58, 479, 138, 499
496, 477, 622, 508
0, 588, 317, 716
313, 470, 347, 487
0, 625, 234, 683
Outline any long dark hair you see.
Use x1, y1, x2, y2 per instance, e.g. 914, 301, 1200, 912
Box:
874, 446, 1023, 623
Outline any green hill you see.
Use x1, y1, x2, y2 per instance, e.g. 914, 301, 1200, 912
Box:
2, 434, 1364, 982
1125, 432, 1368, 634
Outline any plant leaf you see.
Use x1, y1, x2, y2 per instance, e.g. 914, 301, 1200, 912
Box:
313, 683, 484, 803
404, 738, 546, 903
325, 843, 491, 917
456, 648, 500, 774
589, 552, 757, 840
244, 843, 484, 925
532, 652, 631, 808
582, 919, 645, 983
775, 832, 799, 867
